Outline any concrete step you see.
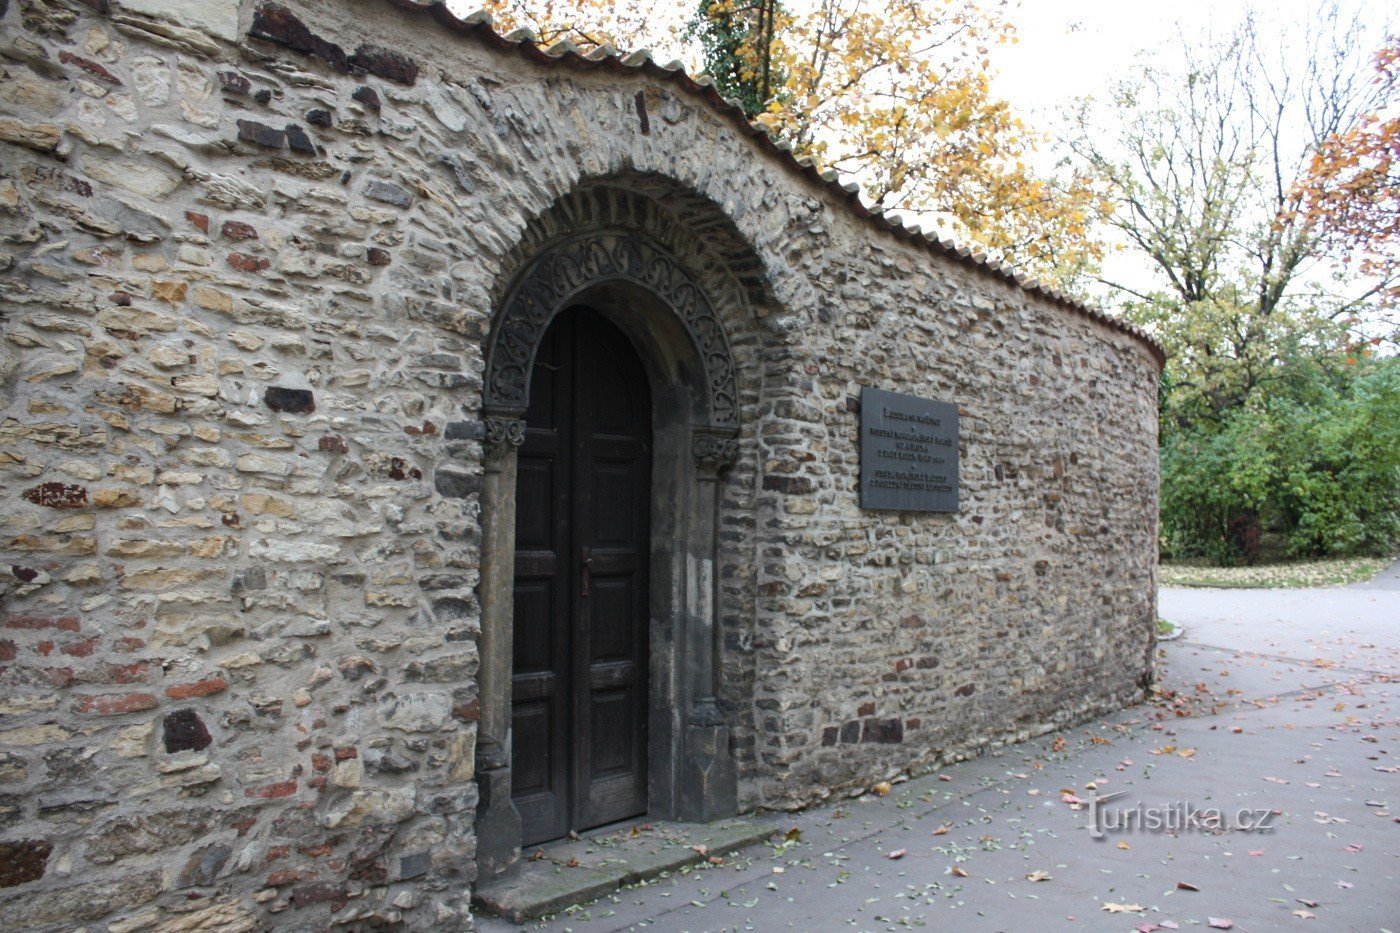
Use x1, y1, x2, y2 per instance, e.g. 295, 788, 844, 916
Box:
472, 815, 784, 923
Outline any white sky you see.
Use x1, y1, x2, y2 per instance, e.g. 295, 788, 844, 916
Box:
994, 0, 1327, 126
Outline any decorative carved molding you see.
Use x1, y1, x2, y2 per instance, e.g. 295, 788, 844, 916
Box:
692, 430, 740, 474
483, 417, 525, 459
485, 233, 740, 430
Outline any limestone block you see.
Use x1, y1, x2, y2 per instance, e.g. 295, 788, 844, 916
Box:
115, 0, 241, 42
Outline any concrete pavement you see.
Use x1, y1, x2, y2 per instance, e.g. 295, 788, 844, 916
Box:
479, 566, 1399, 931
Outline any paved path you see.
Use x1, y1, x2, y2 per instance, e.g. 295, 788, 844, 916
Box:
481, 567, 1399, 931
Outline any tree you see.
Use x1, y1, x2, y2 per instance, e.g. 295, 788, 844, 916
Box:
1069, 6, 1393, 428
686, 1, 785, 120
1297, 36, 1400, 307
478, 0, 1109, 287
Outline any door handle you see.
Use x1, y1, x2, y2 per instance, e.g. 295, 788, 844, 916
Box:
580, 547, 593, 597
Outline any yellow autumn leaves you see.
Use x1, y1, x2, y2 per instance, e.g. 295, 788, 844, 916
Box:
479, 0, 1108, 289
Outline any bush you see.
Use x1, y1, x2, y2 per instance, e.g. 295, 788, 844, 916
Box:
1160, 356, 1400, 564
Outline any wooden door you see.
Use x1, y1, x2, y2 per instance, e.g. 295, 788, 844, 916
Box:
511, 307, 652, 847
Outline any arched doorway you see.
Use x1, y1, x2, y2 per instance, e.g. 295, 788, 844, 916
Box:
512, 308, 653, 846
473, 230, 744, 876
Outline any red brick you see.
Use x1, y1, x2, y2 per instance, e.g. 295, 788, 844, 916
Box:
186, 211, 210, 233
291, 881, 346, 910
227, 252, 270, 273
5, 616, 79, 632
104, 661, 151, 685
116, 636, 146, 653
59, 50, 121, 84
311, 752, 331, 773
267, 867, 315, 886
75, 692, 158, 715
60, 637, 100, 658
0, 640, 14, 662
246, 779, 298, 799
333, 746, 357, 762
35, 640, 54, 656
42, 667, 75, 688
221, 220, 259, 241
22, 482, 88, 509
165, 675, 228, 699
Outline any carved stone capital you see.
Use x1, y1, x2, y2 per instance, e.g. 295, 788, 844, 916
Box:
692, 430, 739, 475
483, 417, 525, 461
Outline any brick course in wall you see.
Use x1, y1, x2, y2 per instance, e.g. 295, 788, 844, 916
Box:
0, 0, 1160, 928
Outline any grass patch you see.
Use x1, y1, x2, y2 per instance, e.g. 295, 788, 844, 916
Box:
1160, 556, 1389, 589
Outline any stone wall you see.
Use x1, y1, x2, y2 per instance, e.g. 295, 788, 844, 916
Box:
0, 0, 1161, 928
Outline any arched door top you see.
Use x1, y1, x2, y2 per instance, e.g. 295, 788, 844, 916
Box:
483, 232, 740, 433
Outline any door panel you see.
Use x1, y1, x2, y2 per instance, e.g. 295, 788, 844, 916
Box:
510, 317, 572, 849
512, 307, 651, 846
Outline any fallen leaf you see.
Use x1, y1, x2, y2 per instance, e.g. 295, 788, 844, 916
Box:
938, 774, 952, 782
949, 866, 969, 877
1343, 844, 1364, 853
931, 825, 951, 836
1208, 919, 1234, 930
1249, 850, 1264, 856
1293, 910, 1317, 919
1176, 881, 1200, 892
1117, 841, 1131, 850
1026, 870, 1052, 882
885, 849, 907, 860
565, 857, 580, 868
1101, 902, 1145, 914
873, 781, 892, 796
691, 844, 708, 856
784, 827, 802, 842
1297, 898, 1319, 908
1160, 923, 1180, 931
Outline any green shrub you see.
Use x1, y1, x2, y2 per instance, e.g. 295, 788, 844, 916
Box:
1160, 356, 1400, 563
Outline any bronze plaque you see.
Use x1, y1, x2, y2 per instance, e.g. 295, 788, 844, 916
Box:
859, 387, 959, 512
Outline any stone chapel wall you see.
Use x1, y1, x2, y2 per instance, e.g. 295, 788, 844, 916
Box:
0, 0, 1160, 928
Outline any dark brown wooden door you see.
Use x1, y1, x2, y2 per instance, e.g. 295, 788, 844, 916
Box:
511, 307, 652, 847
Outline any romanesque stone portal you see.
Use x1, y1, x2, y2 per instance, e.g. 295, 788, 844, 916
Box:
0, 0, 1163, 928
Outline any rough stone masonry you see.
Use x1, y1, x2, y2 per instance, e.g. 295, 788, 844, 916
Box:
0, 0, 1163, 928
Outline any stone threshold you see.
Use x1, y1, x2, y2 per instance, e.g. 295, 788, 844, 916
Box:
472, 815, 784, 923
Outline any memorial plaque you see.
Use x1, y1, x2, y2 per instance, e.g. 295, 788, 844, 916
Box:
859, 387, 959, 512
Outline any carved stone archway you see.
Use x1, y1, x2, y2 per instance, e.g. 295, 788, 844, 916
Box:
473, 227, 744, 877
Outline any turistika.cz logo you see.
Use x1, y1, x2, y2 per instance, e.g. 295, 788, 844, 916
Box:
1088, 792, 1280, 839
